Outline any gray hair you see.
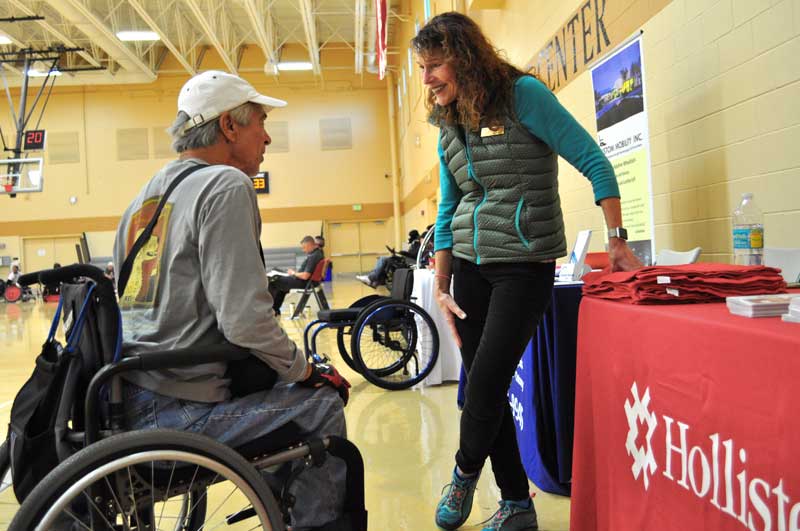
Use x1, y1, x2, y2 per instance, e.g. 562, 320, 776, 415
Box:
168, 102, 260, 153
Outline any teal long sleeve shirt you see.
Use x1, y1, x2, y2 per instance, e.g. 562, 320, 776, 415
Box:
434, 76, 620, 252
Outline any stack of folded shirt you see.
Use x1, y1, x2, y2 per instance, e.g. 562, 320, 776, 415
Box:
582, 263, 787, 304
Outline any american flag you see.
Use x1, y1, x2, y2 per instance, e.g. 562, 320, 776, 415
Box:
376, 0, 388, 79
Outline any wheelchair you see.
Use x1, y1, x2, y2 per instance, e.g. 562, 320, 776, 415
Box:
2, 281, 34, 303
0, 264, 367, 531
303, 267, 440, 391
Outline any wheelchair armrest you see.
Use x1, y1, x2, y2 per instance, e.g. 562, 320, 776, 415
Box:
129, 344, 251, 370
84, 345, 251, 445
18, 263, 111, 289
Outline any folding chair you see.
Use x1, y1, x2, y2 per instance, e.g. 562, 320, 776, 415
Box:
288, 257, 332, 319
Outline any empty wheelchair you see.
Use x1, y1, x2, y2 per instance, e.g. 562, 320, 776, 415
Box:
304, 268, 439, 391
0, 264, 367, 531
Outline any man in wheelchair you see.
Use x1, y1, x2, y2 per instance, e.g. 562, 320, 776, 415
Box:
109, 71, 353, 530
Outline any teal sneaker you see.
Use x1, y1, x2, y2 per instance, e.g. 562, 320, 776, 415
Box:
481, 498, 538, 530
435, 467, 480, 530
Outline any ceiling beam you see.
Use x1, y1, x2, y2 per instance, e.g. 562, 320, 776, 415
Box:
354, 0, 366, 73
6, 0, 102, 68
242, 0, 279, 73
129, 0, 195, 75
297, 0, 321, 76
46, 0, 156, 79
183, 0, 237, 73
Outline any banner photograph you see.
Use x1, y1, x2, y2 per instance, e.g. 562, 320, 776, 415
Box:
591, 37, 655, 265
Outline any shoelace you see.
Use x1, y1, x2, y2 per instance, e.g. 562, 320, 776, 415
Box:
439, 478, 471, 510
478, 500, 526, 530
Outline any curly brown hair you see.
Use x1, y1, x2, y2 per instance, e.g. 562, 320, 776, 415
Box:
411, 12, 527, 130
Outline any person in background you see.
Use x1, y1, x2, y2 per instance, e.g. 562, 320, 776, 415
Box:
104, 261, 115, 281
268, 235, 324, 316
356, 229, 420, 288
6, 263, 20, 285
315, 235, 326, 254
413, 13, 641, 531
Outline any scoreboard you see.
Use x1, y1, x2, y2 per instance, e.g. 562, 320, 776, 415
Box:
251, 171, 269, 194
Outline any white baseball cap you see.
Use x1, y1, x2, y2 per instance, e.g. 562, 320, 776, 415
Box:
177, 70, 287, 135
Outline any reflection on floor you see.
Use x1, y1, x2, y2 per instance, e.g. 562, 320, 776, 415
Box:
0, 277, 570, 530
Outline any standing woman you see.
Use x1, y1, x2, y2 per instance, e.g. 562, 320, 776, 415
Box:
412, 12, 641, 531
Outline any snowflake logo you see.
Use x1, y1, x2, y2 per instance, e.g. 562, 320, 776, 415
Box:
624, 382, 658, 490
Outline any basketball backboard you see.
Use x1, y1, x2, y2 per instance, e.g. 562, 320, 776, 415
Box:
0, 158, 43, 195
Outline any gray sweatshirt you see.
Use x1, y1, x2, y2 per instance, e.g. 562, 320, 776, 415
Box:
113, 158, 306, 402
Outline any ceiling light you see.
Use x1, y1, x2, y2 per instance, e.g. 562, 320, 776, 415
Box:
276, 61, 313, 71
116, 30, 160, 42
27, 69, 61, 77
0, 35, 12, 45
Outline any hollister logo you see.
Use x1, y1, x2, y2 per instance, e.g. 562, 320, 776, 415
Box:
624, 382, 658, 490
624, 380, 798, 530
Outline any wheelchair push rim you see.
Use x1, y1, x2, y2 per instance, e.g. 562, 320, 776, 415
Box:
10, 429, 284, 531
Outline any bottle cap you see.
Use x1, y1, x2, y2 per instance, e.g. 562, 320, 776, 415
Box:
742, 192, 753, 199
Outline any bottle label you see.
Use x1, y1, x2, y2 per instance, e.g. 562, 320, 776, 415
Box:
733, 227, 763, 249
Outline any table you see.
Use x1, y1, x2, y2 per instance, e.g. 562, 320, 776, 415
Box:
571, 296, 800, 531
411, 269, 462, 388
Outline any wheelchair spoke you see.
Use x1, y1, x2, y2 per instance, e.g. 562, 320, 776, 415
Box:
126, 466, 143, 529
102, 475, 130, 529
184, 473, 218, 525
63, 507, 98, 531
194, 483, 242, 530
80, 490, 117, 530
156, 460, 177, 525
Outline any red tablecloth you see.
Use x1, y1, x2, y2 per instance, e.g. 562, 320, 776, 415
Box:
571, 296, 800, 531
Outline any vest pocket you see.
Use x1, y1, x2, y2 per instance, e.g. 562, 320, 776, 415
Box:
514, 197, 530, 249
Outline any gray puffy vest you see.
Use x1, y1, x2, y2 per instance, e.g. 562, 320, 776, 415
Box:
439, 108, 567, 264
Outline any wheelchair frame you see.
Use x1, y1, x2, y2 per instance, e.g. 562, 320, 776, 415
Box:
303, 267, 440, 391
3, 264, 367, 531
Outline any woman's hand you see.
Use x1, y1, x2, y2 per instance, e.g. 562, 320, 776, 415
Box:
608, 238, 643, 272
434, 287, 467, 348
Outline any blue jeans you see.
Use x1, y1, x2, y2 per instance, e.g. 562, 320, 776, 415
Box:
123, 382, 347, 530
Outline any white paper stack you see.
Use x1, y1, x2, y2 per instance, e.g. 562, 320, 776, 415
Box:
782, 297, 800, 323
726, 294, 796, 318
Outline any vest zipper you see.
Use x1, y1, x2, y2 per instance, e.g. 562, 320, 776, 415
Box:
464, 133, 487, 265
514, 197, 530, 249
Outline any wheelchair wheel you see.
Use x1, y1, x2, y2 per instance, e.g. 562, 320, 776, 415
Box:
336, 327, 359, 372
3, 284, 21, 303
10, 429, 285, 531
350, 300, 439, 390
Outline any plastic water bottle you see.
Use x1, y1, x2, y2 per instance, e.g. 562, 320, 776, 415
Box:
732, 193, 764, 265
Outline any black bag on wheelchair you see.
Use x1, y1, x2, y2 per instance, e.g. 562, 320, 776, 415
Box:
5, 274, 120, 503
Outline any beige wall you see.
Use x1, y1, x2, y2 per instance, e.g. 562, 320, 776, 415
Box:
391, 0, 800, 263
0, 68, 394, 254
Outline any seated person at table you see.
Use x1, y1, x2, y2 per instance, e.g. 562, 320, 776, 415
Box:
268, 235, 324, 316
356, 229, 420, 288
315, 235, 326, 253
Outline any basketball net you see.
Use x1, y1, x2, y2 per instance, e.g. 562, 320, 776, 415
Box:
1, 176, 14, 193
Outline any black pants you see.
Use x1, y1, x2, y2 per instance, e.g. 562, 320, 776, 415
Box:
268, 275, 307, 312
452, 257, 554, 501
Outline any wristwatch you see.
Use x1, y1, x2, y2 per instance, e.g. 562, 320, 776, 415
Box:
607, 227, 628, 240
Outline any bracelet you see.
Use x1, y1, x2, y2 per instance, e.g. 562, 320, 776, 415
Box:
435, 273, 451, 280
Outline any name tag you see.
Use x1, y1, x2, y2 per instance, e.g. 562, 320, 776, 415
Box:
480, 126, 504, 138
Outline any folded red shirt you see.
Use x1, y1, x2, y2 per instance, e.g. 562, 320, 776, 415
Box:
582, 264, 787, 304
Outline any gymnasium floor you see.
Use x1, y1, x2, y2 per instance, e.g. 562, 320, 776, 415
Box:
0, 277, 570, 530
